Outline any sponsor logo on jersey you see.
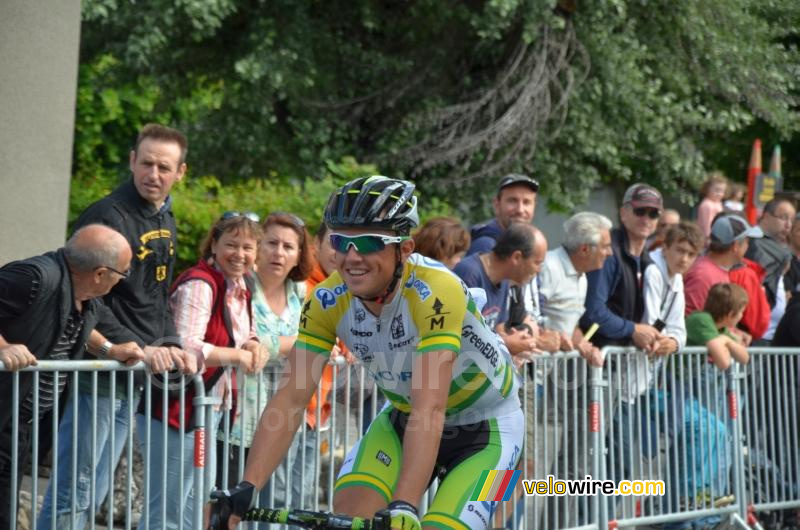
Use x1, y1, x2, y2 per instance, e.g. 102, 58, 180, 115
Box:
467, 504, 489, 527
374, 370, 413, 382
376, 450, 392, 467
507, 445, 521, 470
462, 325, 499, 367
390, 315, 405, 339
404, 272, 432, 301
425, 298, 450, 330
389, 337, 415, 349
355, 308, 366, 323
316, 283, 348, 310
299, 300, 312, 328
352, 343, 374, 363
350, 328, 373, 337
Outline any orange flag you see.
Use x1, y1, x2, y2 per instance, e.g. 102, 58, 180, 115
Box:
746, 139, 762, 224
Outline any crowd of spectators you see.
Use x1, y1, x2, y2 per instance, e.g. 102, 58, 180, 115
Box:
1, 124, 798, 528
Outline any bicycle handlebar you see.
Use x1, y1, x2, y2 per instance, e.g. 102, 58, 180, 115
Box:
242, 507, 389, 529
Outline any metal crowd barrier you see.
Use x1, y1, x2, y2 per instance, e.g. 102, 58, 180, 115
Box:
739, 348, 800, 525
215, 358, 382, 523
4, 347, 799, 530
1, 360, 209, 530
599, 346, 800, 530
601, 347, 746, 529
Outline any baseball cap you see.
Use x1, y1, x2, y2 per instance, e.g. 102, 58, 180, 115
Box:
497, 174, 539, 194
710, 215, 764, 245
622, 183, 663, 210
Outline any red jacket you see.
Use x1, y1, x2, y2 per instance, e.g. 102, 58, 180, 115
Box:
150, 259, 251, 430
729, 258, 770, 340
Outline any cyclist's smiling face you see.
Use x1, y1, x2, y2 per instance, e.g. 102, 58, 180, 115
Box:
333, 228, 415, 300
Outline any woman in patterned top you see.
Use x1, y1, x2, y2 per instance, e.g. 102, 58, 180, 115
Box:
140, 212, 267, 530
219, 212, 314, 508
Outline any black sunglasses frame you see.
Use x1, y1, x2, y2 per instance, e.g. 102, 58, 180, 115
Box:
632, 207, 661, 219
96, 265, 130, 279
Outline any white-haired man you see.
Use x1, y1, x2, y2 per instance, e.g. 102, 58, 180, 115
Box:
528, 212, 613, 528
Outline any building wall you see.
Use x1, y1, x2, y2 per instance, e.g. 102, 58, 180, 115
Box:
0, 1, 81, 265
536, 187, 620, 249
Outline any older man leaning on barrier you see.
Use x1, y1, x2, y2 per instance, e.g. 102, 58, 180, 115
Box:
580, 183, 665, 352
0, 225, 145, 529
454, 222, 546, 365
532, 212, 612, 528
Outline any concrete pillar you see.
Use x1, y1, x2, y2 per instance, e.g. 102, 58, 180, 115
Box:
0, 1, 82, 264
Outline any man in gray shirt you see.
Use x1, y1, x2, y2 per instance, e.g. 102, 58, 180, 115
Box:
529, 211, 613, 529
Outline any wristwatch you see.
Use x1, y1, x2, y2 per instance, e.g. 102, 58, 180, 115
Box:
98, 340, 113, 357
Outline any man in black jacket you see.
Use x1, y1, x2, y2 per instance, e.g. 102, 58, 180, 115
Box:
577, 183, 666, 522
39, 124, 198, 530
745, 198, 794, 344
580, 183, 665, 351
0, 224, 143, 529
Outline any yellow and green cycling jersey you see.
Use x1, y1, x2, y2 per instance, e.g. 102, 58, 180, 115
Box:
297, 253, 520, 426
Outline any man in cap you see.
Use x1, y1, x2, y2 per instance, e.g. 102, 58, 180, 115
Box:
468, 173, 539, 255
467, 174, 559, 351
684, 214, 764, 316
580, 183, 666, 352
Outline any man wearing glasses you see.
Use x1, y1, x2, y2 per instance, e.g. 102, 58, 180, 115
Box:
576, 184, 667, 518
580, 183, 666, 353
39, 124, 198, 529
212, 176, 523, 530
744, 198, 795, 344
0, 224, 142, 529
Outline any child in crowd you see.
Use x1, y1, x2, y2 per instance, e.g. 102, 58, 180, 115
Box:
612, 221, 703, 516
686, 282, 750, 370
696, 172, 728, 241
622, 221, 704, 404
723, 182, 746, 213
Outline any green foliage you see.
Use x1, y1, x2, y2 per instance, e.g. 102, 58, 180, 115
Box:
525, 0, 800, 209
72, 0, 800, 220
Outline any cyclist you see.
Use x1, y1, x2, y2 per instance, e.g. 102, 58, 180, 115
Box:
212, 176, 524, 530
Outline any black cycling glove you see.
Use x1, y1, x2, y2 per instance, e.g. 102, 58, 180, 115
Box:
208, 481, 256, 530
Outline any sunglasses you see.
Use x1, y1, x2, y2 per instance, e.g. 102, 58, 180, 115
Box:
96, 265, 131, 279
221, 211, 261, 223
632, 207, 661, 219
329, 233, 408, 254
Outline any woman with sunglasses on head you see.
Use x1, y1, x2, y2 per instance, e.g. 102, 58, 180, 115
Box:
138, 212, 268, 530
212, 176, 524, 530
219, 212, 314, 507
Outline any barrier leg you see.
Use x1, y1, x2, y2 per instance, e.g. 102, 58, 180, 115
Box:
729, 365, 748, 524
589, 364, 607, 529
193, 376, 208, 530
